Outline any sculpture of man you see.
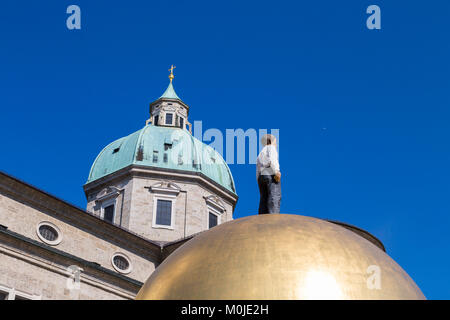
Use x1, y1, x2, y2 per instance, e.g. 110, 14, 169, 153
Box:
256, 134, 281, 214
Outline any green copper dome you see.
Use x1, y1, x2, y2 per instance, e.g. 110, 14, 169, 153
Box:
86, 125, 236, 194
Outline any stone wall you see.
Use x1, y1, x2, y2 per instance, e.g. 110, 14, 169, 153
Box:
129, 176, 234, 241
0, 165, 238, 299
85, 166, 238, 243
0, 173, 160, 288
0, 230, 140, 300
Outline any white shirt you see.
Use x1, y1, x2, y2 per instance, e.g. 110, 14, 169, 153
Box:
256, 145, 280, 178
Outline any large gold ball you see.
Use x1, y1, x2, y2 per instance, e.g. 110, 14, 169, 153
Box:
137, 214, 425, 300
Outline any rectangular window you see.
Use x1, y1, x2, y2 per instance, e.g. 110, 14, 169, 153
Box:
0, 291, 8, 300
209, 212, 218, 229
179, 117, 184, 129
163, 153, 168, 163
153, 151, 158, 163
156, 199, 172, 226
103, 205, 115, 223
154, 115, 159, 125
165, 113, 173, 125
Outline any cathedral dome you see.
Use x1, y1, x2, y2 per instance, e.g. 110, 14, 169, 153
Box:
136, 214, 425, 300
87, 125, 236, 194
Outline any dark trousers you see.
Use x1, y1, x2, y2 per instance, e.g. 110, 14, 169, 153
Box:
258, 175, 281, 214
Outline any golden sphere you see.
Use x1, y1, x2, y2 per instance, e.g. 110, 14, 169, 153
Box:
137, 214, 425, 300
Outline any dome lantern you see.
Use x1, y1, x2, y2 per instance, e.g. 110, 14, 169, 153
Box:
147, 65, 191, 132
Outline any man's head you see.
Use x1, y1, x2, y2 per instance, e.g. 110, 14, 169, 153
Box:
261, 134, 276, 147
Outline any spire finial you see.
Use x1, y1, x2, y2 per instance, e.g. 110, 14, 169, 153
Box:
168, 65, 176, 82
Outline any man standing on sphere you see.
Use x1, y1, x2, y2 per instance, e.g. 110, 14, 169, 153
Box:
256, 134, 281, 214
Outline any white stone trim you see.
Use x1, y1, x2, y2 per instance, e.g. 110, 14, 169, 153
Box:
204, 195, 226, 213
36, 221, 63, 246
95, 186, 121, 202
150, 187, 180, 196
152, 195, 176, 230
111, 252, 132, 275
85, 167, 238, 205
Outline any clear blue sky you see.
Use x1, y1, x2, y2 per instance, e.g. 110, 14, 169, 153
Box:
1, 1, 449, 299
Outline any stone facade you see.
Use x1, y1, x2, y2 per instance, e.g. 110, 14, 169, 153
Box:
0, 230, 141, 300
85, 166, 237, 242
0, 171, 200, 300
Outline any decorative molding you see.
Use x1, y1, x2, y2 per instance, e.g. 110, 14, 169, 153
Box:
95, 186, 122, 203
164, 106, 177, 112
204, 195, 225, 213
84, 165, 238, 204
147, 181, 181, 197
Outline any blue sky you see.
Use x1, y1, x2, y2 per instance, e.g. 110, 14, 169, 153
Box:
1, 1, 449, 298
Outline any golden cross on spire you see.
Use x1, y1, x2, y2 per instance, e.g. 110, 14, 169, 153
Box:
168, 65, 176, 82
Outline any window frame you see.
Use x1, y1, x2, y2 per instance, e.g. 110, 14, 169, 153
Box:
208, 211, 219, 229
101, 198, 116, 224
152, 195, 176, 230
36, 221, 62, 246
165, 112, 174, 125
111, 253, 132, 274
207, 206, 222, 229
205, 196, 225, 230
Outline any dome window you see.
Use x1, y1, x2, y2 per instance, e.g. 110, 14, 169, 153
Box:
209, 212, 218, 229
36, 222, 62, 246
205, 196, 224, 229
103, 204, 115, 223
165, 113, 174, 125
156, 199, 172, 226
111, 253, 132, 274
153, 197, 175, 229
112, 147, 120, 154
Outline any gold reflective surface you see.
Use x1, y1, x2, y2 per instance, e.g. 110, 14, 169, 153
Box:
137, 214, 425, 300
